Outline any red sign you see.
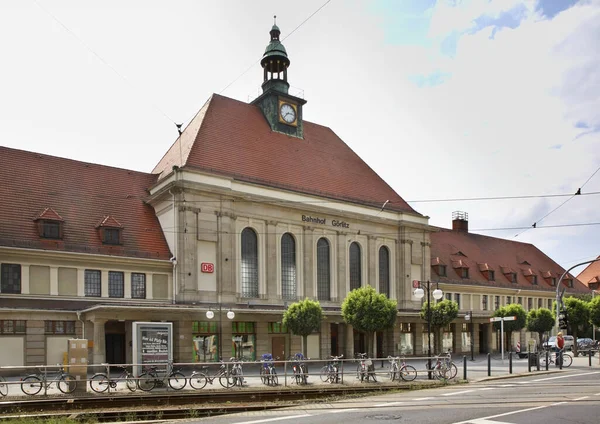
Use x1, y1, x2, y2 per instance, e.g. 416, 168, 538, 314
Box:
412, 280, 420, 288
201, 262, 214, 273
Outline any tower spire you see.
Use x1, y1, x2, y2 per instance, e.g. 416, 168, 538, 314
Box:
260, 18, 290, 94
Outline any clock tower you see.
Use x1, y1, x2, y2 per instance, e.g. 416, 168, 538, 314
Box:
252, 18, 306, 138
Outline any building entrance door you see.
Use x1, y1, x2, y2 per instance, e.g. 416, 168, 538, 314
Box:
106, 334, 125, 364
271, 337, 285, 359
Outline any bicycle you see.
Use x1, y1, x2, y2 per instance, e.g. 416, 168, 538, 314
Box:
0, 375, 7, 397
387, 356, 417, 382
137, 361, 187, 392
320, 355, 343, 384
189, 360, 234, 390
229, 357, 245, 387
21, 364, 77, 395
260, 353, 278, 386
290, 353, 309, 385
355, 353, 377, 382
429, 351, 457, 380
539, 348, 572, 368
90, 364, 136, 393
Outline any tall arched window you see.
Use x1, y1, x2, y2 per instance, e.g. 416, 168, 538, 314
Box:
317, 238, 330, 301
281, 233, 296, 300
349, 242, 362, 291
241, 227, 258, 298
379, 246, 390, 298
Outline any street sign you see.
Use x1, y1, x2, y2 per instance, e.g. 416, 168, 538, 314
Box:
412, 280, 420, 288
489, 316, 516, 322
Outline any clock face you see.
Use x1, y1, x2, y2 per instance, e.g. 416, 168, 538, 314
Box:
280, 103, 296, 124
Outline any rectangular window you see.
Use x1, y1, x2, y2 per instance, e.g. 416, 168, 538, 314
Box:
438, 265, 447, 277
506, 296, 512, 305
482, 295, 488, 311
103, 228, 121, 245
399, 323, 412, 332
108, 271, 124, 298
551, 277, 557, 286
494, 296, 500, 310
445, 293, 452, 301
528, 298, 533, 310
232, 322, 255, 334
518, 296, 523, 305
532, 275, 538, 285
548, 299, 552, 309
131, 273, 146, 299
0, 320, 26, 334
511, 273, 518, 284
268, 322, 288, 334
45, 321, 75, 335
1, 263, 22, 294
488, 270, 495, 281
461, 268, 469, 278
454, 293, 461, 309
538, 298, 542, 308
84, 269, 101, 297
192, 321, 218, 333
42, 221, 61, 239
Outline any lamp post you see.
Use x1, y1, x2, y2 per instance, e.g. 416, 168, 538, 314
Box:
465, 310, 474, 361
206, 306, 235, 360
414, 280, 443, 379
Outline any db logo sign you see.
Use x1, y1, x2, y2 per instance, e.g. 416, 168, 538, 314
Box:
201, 263, 214, 273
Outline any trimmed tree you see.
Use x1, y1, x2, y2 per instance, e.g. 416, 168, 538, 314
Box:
589, 296, 600, 333
563, 296, 589, 355
526, 308, 555, 347
341, 286, 397, 357
282, 299, 323, 358
492, 304, 526, 351
420, 299, 458, 354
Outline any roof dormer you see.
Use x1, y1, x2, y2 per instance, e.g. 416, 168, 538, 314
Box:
96, 215, 123, 245
34, 207, 64, 240
500, 266, 518, 284
431, 257, 447, 277
522, 268, 538, 285
452, 259, 469, 278
541, 270, 557, 287
477, 263, 495, 281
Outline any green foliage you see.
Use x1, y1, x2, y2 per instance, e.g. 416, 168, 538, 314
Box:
564, 296, 589, 335
282, 299, 324, 337
420, 299, 458, 328
492, 304, 526, 333
341, 286, 397, 333
526, 308, 555, 342
589, 296, 600, 327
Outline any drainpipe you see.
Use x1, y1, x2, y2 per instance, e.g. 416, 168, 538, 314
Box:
76, 311, 85, 339
170, 188, 178, 305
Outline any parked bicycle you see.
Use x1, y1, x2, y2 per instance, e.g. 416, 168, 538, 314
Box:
260, 353, 278, 386
429, 351, 457, 380
539, 348, 572, 368
21, 364, 76, 395
189, 359, 234, 390
355, 353, 377, 382
229, 357, 245, 387
387, 356, 417, 382
0, 375, 7, 397
320, 355, 343, 384
90, 364, 136, 393
137, 361, 187, 392
290, 353, 309, 385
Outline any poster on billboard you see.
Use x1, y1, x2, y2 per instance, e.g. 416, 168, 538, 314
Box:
132, 322, 172, 376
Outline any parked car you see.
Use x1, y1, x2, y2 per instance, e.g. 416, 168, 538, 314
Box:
543, 335, 574, 351
576, 338, 599, 356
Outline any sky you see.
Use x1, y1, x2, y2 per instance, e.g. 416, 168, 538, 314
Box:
1, 0, 599, 276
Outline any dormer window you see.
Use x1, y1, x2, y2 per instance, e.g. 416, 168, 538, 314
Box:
452, 259, 469, 278
461, 268, 469, 278
96, 216, 123, 246
487, 270, 495, 281
34, 208, 64, 240
532, 275, 538, 285
510, 272, 517, 284
435, 265, 447, 277
563, 278, 573, 288
431, 258, 447, 277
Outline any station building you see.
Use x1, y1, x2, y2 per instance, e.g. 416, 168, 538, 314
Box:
0, 23, 589, 367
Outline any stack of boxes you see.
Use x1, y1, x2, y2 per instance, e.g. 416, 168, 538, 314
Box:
67, 339, 88, 393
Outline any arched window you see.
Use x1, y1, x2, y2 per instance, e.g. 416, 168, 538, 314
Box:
349, 242, 362, 291
241, 227, 258, 298
379, 246, 390, 298
281, 233, 296, 300
317, 238, 330, 301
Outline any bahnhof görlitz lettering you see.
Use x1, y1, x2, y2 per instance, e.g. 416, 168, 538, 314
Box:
301, 215, 350, 229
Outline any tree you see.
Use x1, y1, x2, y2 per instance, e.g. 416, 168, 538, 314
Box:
526, 308, 555, 346
282, 299, 323, 358
420, 299, 458, 354
492, 304, 526, 351
589, 296, 600, 329
563, 296, 589, 354
341, 286, 397, 357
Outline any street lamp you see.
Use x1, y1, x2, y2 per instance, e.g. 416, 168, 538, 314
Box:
414, 280, 443, 379
206, 306, 235, 359
465, 310, 474, 361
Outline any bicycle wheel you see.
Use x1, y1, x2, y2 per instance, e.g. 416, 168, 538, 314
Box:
0, 376, 8, 397
125, 374, 137, 392
270, 370, 278, 386
328, 368, 338, 384
21, 375, 42, 396
399, 365, 417, 382
260, 368, 268, 385
389, 364, 398, 381
319, 366, 330, 382
137, 372, 156, 392
447, 363, 458, 379
168, 372, 186, 390
189, 372, 207, 390
219, 373, 234, 389
90, 373, 109, 393
539, 354, 549, 368
562, 354, 573, 367
58, 374, 76, 394
233, 367, 244, 386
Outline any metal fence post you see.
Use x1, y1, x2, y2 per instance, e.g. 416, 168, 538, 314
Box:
590, 350, 593, 367
509, 352, 512, 374
545, 350, 549, 371
487, 353, 491, 376
463, 355, 467, 380
528, 351, 531, 372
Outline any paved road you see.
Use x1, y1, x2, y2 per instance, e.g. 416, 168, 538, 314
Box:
186, 367, 600, 424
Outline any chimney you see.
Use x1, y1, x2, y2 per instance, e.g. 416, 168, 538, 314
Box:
452, 211, 469, 232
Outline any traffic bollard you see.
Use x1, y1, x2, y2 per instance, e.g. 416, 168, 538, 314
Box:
528, 351, 531, 372
509, 352, 512, 374
463, 355, 467, 380
590, 350, 593, 367
487, 353, 491, 376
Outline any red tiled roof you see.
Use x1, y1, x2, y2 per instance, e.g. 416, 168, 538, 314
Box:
35, 207, 64, 222
153, 94, 418, 215
0, 146, 171, 260
431, 228, 590, 293
96, 215, 123, 228
577, 257, 600, 288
